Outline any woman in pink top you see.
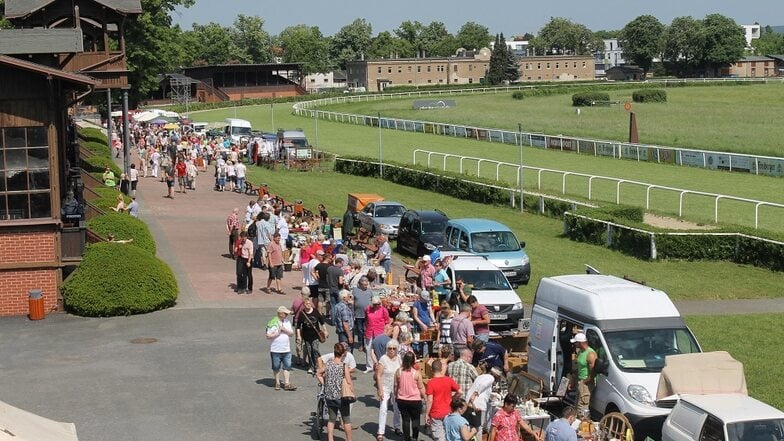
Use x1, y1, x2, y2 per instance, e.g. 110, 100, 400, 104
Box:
365, 296, 391, 341
394, 352, 426, 441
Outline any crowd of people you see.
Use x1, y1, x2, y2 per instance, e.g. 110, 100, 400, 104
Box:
260, 259, 566, 441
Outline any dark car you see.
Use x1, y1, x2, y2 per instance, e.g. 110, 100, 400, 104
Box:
396, 209, 449, 257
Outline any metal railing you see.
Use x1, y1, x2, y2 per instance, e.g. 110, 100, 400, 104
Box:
291, 78, 784, 178
413, 149, 784, 229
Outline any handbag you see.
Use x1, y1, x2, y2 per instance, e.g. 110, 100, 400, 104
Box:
341, 377, 356, 403
303, 309, 327, 343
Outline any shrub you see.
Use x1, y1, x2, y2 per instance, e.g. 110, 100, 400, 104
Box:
512, 91, 525, 100
79, 127, 107, 144
62, 242, 177, 317
91, 186, 124, 199
82, 155, 122, 176
572, 92, 610, 107
632, 89, 667, 103
87, 213, 155, 254
82, 141, 111, 158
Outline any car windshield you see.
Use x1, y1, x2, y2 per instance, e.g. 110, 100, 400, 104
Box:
375, 205, 405, 218
603, 328, 700, 373
727, 419, 784, 441
231, 126, 252, 136
470, 231, 520, 253
454, 270, 511, 290
422, 217, 448, 234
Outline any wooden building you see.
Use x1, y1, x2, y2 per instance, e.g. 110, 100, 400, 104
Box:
0, 55, 96, 315
183, 64, 306, 102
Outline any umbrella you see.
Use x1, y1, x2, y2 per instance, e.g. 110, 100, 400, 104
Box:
0, 399, 79, 441
163, 123, 179, 130
150, 119, 168, 125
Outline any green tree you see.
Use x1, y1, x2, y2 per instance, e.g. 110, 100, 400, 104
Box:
429, 33, 459, 57
124, 0, 194, 105
278, 24, 330, 74
369, 31, 414, 59
188, 22, 238, 65
698, 13, 746, 75
418, 21, 451, 56
662, 16, 704, 76
0, 0, 11, 29
537, 17, 601, 55
330, 18, 372, 68
594, 29, 621, 39
455, 21, 492, 50
620, 15, 665, 74
752, 26, 784, 55
231, 14, 272, 64
487, 33, 517, 84
395, 20, 424, 55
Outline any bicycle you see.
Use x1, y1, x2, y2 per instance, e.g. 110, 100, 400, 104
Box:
310, 382, 328, 440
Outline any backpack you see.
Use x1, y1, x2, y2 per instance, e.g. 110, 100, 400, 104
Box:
247, 222, 257, 239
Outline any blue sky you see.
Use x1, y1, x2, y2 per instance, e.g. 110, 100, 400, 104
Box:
172, 0, 780, 36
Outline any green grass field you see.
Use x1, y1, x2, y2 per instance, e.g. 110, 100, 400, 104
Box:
195, 103, 784, 233
321, 83, 784, 157
686, 314, 782, 409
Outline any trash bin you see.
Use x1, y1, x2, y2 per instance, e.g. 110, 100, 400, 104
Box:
28, 289, 45, 321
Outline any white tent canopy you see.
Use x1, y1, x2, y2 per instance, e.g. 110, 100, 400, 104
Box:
133, 108, 180, 122
0, 400, 79, 441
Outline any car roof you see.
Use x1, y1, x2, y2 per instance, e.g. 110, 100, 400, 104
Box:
678, 394, 784, 423
441, 252, 500, 271
447, 218, 511, 232
405, 209, 448, 219
375, 201, 404, 206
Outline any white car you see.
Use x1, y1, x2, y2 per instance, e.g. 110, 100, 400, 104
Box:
357, 201, 405, 238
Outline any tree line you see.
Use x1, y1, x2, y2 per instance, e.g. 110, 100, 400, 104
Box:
3, 0, 783, 104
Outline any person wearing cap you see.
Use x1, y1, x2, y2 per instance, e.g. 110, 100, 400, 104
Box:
571, 332, 596, 415
404, 255, 436, 291
303, 248, 322, 308
488, 394, 542, 441
375, 339, 403, 440
412, 289, 436, 357
266, 306, 297, 391
464, 367, 504, 440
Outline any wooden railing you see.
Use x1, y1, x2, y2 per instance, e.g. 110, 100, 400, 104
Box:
58, 52, 127, 73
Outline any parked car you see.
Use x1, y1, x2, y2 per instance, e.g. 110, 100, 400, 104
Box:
444, 218, 530, 286
357, 201, 406, 238
441, 251, 524, 330
662, 394, 784, 441
396, 209, 449, 257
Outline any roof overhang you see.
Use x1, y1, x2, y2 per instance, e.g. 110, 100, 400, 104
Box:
0, 54, 97, 88
4, 0, 142, 18
0, 28, 84, 54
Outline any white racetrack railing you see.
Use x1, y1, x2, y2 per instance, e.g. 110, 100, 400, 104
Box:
412, 149, 784, 229
292, 78, 784, 178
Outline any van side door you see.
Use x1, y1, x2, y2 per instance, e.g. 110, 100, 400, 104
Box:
585, 327, 612, 415
528, 304, 559, 394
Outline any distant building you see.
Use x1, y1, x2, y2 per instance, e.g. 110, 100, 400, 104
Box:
304, 70, 347, 92
346, 49, 491, 92
722, 56, 778, 77
606, 65, 645, 81
490, 37, 531, 57
742, 24, 762, 48
768, 55, 784, 76
519, 55, 595, 81
594, 39, 626, 77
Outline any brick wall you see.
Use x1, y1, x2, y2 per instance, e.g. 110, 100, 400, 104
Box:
0, 269, 59, 316
0, 228, 60, 316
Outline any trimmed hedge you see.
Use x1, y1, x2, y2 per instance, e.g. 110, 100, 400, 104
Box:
82, 141, 111, 157
79, 127, 107, 144
335, 157, 510, 206
572, 92, 610, 107
62, 242, 177, 317
632, 89, 667, 103
87, 213, 155, 254
564, 207, 784, 271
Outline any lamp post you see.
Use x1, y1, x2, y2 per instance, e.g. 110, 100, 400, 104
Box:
378, 112, 383, 178
519, 123, 524, 212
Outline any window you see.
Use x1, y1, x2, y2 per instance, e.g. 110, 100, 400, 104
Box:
408, 80, 412, 83
408, 66, 412, 72
546, 63, 551, 69
700, 416, 726, 441
468, 78, 473, 83
453, 65, 457, 72
388, 67, 392, 73
0, 127, 51, 220
427, 66, 431, 72
323, 78, 328, 82
574, 62, 577, 68
437, 65, 445, 72
417, 66, 421, 72
537, 63, 541, 70
427, 79, 432, 83
310, 78, 316, 83
377, 67, 382, 74
398, 66, 402, 73
438, 79, 443, 83
556, 62, 559, 69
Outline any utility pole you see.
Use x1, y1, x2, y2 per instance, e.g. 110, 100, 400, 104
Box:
519, 123, 524, 212
378, 112, 383, 177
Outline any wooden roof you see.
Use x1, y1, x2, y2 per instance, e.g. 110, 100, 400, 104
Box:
0, 55, 97, 87
0, 28, 84, 54
4, 0, 142, 18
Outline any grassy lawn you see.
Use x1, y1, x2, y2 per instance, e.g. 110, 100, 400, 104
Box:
195, 105, 784, 234
241, 165, 784, 302
686, 314, 782, 410
320, 83, 784, 157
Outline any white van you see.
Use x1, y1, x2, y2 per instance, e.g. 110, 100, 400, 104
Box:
223, 118, 252, 143
663, 394, 784, 441
527, 274, 701, 437
440, 252, 524, 330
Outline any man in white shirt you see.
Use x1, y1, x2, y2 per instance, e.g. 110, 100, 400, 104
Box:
129, 164, 139, 197
267, 306, 297, 391
465, 367, 504, 439
235, 160, 247, 193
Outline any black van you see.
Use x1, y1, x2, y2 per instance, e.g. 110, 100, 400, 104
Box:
395, 209, 449, 257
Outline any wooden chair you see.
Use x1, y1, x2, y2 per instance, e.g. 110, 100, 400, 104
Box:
599, 412, 634, 441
